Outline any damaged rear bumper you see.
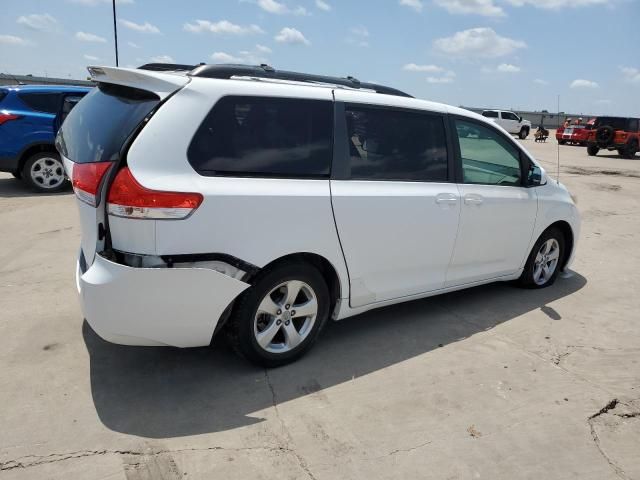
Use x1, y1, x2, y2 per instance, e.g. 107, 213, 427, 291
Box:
77, 252, 250, 347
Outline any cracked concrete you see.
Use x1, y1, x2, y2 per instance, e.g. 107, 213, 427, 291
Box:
1, 137, 640, 479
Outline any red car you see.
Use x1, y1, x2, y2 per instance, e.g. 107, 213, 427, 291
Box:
556, 119, 595, 145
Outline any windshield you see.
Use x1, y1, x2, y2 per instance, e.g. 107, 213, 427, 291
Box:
56, 83, 159, 163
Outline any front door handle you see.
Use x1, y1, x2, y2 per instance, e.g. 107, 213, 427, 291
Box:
464, 194, 484, 205
435, 193, 458, 205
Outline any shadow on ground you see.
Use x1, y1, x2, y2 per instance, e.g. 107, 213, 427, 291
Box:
84, 272, 586, 438
0, 176, 72, 198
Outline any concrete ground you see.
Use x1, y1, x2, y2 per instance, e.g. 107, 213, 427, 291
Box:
1, 134, 639, 479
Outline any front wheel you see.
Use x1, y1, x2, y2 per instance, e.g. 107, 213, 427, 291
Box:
558, 139, 566, 145
587, 145, 599, 156
519, 128, 529, 140
22, 152, 67, 193
519, 228, 565, 289
227, 262, 330, 367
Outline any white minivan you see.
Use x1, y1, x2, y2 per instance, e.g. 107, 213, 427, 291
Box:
57, 64, 580, 366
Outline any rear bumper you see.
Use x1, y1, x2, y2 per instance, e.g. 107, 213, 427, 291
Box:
77, 252, 250, 347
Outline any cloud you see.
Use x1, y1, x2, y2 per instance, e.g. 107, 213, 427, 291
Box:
256, 44, 272, 53
505, 0, 606, 8
316, 0, 332, 11
119, 19, 160, 34
399, 0, 424, 12
534, 78, 549, 85
497, 63, 521, 73
570, 79, 598, 88
211, 48, 269, 64
346, 25, 369, 47
256, 0, 308, 15
75, 31, 107, 43
150, 55, 174, 63
127, 41, 140, 48
434, 0, 505, 16
17, 13, 60, 33
427, 71, 456, 84
433, 28, 526, 58
620, 66, 640, 84
184, 20, 264, 35
0, 34, 29, 46
274, 27, 310, 45
83, 54, 100, 61
403, 63, 444, 73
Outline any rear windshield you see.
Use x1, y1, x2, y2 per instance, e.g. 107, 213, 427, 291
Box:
593, 117, 627, 130
56, 83, 159, 163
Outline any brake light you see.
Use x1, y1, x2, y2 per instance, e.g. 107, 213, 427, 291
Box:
107, 167, 203, 220
0, 112, 21, 125
72, 162, 113, 207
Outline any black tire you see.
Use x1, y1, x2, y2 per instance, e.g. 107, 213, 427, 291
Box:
519, 128, 529, 140
227, 262, 331, 367
22, 152, 67, 193
518, 227, 565, 289
587, 145, 599, 156
596, 125, 614, 145
622, 141, 638, 159
11, 171, 21, 179
558, 139, 566, 145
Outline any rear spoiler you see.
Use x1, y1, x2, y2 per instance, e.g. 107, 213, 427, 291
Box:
86, 66, 189, 99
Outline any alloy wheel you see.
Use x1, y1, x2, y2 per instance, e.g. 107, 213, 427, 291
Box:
30, 157, 65, 190
533, 238, 560, 286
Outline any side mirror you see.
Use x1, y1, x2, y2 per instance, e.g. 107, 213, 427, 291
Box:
527, 164, 546, 187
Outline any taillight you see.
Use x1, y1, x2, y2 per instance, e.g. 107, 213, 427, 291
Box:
107, 167, 203, 220
72, 162, 114, 207
0, 112, 21, 125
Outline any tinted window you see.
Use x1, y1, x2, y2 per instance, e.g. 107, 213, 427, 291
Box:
482, 111, 498, 118
56, 84, 158, 163
188, 96, 333, 177
594, 117, 627, 130
455, 119, 522, 186
0, 90, 7, 104
628, 119, 639, 132
344, 105, 447, 182
502, 112, 519, 121
19, 92, 61, 114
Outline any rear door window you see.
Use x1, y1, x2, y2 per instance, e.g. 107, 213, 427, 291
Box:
187, 96, 333, 178
18, 92, 61, 114
56, 84, 159, 163
482, 111, 498, 118
343, 105, 448, 182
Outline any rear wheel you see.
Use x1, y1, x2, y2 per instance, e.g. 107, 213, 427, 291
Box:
519, 228, 565, 289
22, 152, 67, 193
622, 141, 638, 159
227, 262, 330, 367
587, 145, 599, 156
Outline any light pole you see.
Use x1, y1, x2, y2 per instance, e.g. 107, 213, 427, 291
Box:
112, 0, 119, 66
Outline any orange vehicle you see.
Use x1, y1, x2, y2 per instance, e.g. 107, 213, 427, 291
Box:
586, 116, 640, 158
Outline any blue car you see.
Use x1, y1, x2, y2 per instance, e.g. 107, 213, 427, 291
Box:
0, 84, 92, 192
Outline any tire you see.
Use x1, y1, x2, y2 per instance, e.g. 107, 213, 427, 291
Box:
587, 145, 599, 156
558, 140, 566, 145
519, 128, 529, 140
596, 126, 614, 145
11, 171, 21, 179
22, 152, 67, 193
227, 262, 331, 367
518, 227, 565, 289
622, 141, 638, 159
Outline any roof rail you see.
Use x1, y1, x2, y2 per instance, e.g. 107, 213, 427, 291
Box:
189, 64, 413, 98
138, 63, 204, 72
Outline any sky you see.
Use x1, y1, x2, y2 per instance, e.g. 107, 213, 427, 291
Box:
1, 0, 639, 115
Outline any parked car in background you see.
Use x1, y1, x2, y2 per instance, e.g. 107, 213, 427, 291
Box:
481, 110, 531, 139
556, 120, 594, 146
0, 84, 91, 192
586, 116, 640, 158
59, 63, 580, 366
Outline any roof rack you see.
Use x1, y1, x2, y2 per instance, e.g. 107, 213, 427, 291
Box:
189, 64, 413, 98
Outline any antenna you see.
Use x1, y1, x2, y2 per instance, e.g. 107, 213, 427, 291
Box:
557, 94, 560, 184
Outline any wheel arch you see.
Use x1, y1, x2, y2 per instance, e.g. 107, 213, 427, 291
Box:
544, 220, 574, 271
250, 252, 343, 319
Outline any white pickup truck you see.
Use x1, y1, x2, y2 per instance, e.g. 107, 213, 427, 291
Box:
481, 110, 531, 139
